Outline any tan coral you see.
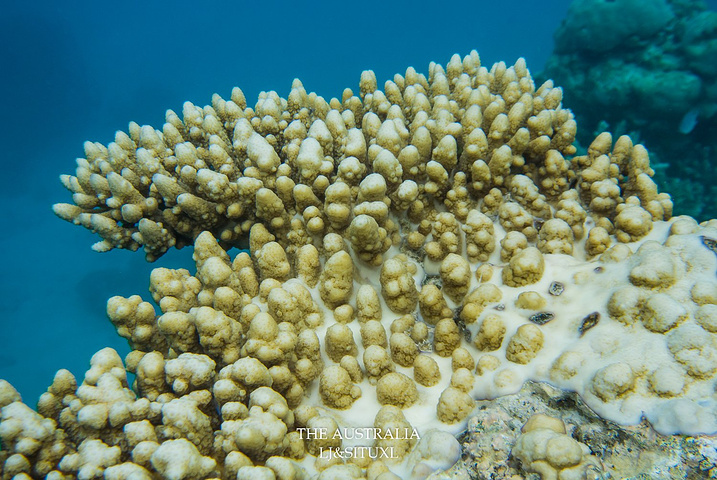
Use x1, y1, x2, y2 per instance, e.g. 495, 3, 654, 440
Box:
515, 291, 546, 310
376, 373, 418, 408
164, 354, 216, 396
460, 284, 503, 324
379, 257, 418, 314
434, 318, 462, 357
319, 366, 361, 409
537, 218, 574, 255
499, 202, 537, 241
360, 321, 388, 349
295, 245, 321, 288
217, 405, 290, 461
59, 439, 122, 479
418, 284, 451, 326
413, 354, 441, 387
319, 251, 354, 309
451, 348, 475, 371
500, 231, 528, 262
505, 324, 544, 364
159, 396, 214, 454
256, 242, 292, 283
615, 203, 653, 243
476, 355, 501, 375
107, 295, 166, 352
502, 247, 545, 287
462, 209, 496, 262
426, 213, 462, 261
325, 324, 358, 363
191, 306, 244, 365
356, 285, 382, 323
389, 332, 420, 367
150, 438, 216, 479
348, 214, 391, 265
450, 368, 475, 393
440, 253, 472, 302
149, 268, 202, 314
213, 357, 273, 405
242, 312, 296, 366
436, 387, 475, 424
474, 314, 507, 351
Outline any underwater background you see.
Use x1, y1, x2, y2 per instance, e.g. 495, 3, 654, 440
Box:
1, 0, 715, 406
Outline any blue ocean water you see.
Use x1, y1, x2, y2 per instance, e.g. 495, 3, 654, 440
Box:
1, 0, 713, 407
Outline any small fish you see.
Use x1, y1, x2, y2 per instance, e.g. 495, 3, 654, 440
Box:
678, 108, 699, 134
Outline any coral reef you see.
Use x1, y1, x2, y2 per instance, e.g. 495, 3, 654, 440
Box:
2, 50, 717, 478
542, 0, 717, 221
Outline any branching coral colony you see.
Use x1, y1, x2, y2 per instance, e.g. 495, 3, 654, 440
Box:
2, 50, 717, 479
